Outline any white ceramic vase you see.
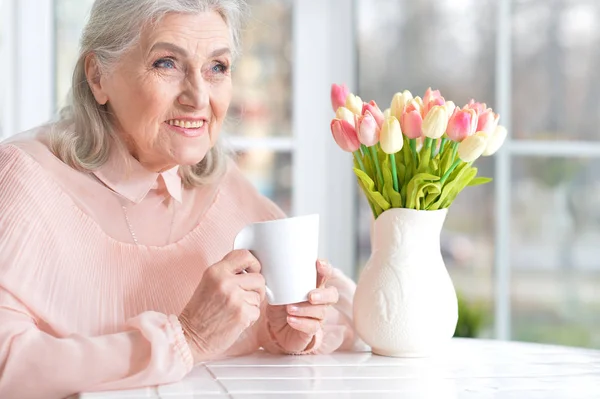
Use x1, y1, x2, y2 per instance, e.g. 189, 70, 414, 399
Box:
353, 207, 458, 357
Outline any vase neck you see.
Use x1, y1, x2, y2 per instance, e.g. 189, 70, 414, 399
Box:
372, 208, 447, 252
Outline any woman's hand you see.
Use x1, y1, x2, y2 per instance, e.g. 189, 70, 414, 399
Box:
179, 250, 265, 362
265, 259, 339, 354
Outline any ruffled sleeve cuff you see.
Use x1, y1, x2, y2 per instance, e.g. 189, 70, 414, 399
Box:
166, 314, 194, 372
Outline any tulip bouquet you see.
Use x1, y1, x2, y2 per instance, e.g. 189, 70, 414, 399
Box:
330, 84, 507, 217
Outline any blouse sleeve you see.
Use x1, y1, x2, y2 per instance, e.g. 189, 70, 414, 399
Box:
0, 145, 195, 398
0, 288, 193, 398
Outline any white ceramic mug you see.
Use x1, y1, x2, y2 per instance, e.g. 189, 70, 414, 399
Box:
233, 214, 319, 305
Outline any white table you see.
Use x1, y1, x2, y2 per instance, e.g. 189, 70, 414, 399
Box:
80, 338, 600, 398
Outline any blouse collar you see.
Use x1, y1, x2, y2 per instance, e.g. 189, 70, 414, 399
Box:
93, 146, 182, 204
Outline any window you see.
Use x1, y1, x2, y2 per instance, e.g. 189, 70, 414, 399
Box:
357, 0, 600, 348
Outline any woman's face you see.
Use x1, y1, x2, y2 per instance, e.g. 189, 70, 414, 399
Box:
89, 11, 233, 172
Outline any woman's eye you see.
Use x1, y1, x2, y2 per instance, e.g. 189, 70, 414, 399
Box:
211, 62, 229, 74
153, 58, 176, 69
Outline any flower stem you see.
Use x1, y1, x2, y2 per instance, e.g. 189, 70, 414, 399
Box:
440, 158, 461, 185
451, 141, 459, 162
369, 146, 384, 191
440, 137, 448, 155
361, 144, 373, 174
353, 150, 366, 173
409, 138, 417, 166
389, 154, 399, 192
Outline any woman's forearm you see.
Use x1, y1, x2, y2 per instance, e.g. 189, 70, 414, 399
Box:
0, 308, 192, 399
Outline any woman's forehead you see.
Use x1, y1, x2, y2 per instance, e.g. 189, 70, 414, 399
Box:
141, 11, 232, 54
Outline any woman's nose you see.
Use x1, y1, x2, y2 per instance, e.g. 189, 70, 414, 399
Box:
178, 74, 209, 109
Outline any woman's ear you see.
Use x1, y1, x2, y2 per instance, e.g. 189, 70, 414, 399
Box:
85, 53, 109, 105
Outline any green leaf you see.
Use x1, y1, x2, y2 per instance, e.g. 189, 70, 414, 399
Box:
440, 145, 455, 176
381, 157, 402, 208
405, 173, 441, 210
417, 145, 432, 173
354, 168, 390, 216
468, 176, 493, 186
432, 166, 478, 209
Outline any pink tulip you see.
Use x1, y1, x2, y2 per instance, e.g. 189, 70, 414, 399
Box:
446, 109, 477, 142
331, 83, 350, 112
424, 96, 446, 117
423, 87, 444, 116
331, 119, 360, 152
476, 108, 500, 135
404, 98, 423, 117
362, 100, 385, 128
401, 108, 423, 139
463, 99, 486, 115
423, 87, 441, 108
358, 111, 380, 146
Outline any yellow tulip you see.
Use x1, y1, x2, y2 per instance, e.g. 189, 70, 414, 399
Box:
335, 106, 355, 126
390, 90, 413, 119
383, 108, 391, 118
482, 125, 508, 156
422, 105, 448, 139
458, 132, 488, 162
345, 93, 363, 115
380, 116, 403, 154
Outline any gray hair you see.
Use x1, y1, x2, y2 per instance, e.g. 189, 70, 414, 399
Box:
51, 0, 248, 187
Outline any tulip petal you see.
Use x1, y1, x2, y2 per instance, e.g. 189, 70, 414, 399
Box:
331, 119, 360, 152
482, 125, 507, 156
345, 93, 363, 115
331, 83, 349, 112
401, 109, 423, 139
458, 132, 488, 162
362, 101, 385, 128
380, 116, 403, 154
358, 111, 380, 146
422, 105, 448, 139
335, 106, 356, 126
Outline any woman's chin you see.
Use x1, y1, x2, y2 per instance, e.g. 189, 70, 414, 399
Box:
174, 149, 210, 166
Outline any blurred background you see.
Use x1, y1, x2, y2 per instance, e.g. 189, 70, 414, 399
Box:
1, 0, 599, 349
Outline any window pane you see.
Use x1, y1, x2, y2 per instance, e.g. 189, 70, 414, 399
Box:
512, 0, 600, 141
226, 0, 293, 138
0, 0, 11, 140
357, 0, 497, 338
511, 156, 600, 348
54, 0, 94, 110
235, 150, 292, 215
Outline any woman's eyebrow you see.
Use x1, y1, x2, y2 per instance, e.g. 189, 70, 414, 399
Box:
149, 42, 231, 58
150, 42, 188, 57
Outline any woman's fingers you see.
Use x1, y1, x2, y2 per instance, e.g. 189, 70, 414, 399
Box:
244, 290, 262, 307
237, 272, 266, 301
287, 303, 328, 321
316, 259, 333, 287
287, 316, 322, 336
308, 286, 339, 305
223, 249, 262, 274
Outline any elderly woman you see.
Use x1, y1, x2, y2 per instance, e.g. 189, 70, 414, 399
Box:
0, 0, 363, 398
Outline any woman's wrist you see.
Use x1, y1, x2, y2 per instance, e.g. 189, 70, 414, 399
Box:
178, 312, 210, 363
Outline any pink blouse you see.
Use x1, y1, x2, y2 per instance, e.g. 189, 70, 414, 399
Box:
0, 127, 364, 399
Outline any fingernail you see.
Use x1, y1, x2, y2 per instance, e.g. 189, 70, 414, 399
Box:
310, 293, 322, 302
288, 316, 299, 324
288, 305, 299, 313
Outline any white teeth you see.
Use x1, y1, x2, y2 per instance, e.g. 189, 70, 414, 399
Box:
167, 119, 205, 128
